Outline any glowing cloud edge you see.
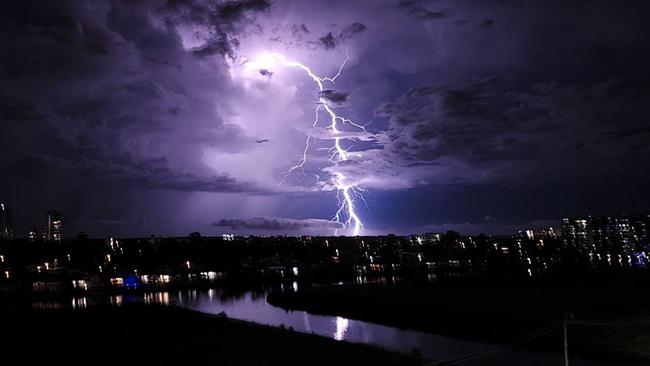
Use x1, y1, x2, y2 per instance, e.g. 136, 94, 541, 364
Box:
245, 51, 367, 236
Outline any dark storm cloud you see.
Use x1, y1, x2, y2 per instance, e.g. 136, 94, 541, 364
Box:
0, 0, 264, 201
320, 89, 349, 105
319, 22, 366, 50
341, 0, 650, 206
79, 217, 149, 227
408, 7, 448, 20
1, 149, 252, 194
343, 22, 367, 36
162, 0, 271, 58
0, 96, 48, 122
375, 73, 650, 186
124, 80, 166, 98
150, 173, 253, 192
319, 33, 337, 50
191, 35, 238, 58
291, 23, 310, 36
164, 0, 270, 24
217, 0, 271, 21
214, 216, 344, 231
259, 69, 273, 77
398, 1, 448, 20
479, 19, 494, 30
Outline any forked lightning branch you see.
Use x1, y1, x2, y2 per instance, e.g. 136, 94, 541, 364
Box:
245, 52, 367, 236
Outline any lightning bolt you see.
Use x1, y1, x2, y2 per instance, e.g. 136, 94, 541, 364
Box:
246, 51, 365, 236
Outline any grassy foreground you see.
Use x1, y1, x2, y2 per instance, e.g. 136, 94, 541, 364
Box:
268, 273, 650, 361
0, 305, 421, 366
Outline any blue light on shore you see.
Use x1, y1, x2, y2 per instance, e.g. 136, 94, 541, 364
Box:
124, 275, 141, 289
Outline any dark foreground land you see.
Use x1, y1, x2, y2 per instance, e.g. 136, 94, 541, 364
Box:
0, 305, 420, 366
268, 272, 650, 361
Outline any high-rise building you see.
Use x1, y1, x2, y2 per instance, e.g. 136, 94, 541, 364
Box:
630, 214, 650, 245
561, 217, 593, 252
591, 216, 633, 253
43, 211, 63, 243
0, 203, 13, 241
27, 228, 38, 242
561, 214, 643, 255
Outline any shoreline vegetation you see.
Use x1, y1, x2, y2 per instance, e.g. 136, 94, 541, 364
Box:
267, 273, 650, 363
0, 304, 421, 366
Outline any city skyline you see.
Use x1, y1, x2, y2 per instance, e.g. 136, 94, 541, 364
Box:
3, 200, 650, 240
2, 1, 650, 237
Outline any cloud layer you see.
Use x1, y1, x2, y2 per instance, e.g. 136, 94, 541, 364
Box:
2, 0, 650, 236
214, 216, 343, 232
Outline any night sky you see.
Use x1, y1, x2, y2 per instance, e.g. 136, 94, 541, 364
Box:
2, 0, 650, 237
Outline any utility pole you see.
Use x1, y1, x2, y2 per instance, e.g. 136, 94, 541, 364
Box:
563, 313, 572, 366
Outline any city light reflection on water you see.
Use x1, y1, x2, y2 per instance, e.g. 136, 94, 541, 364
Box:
144, 292, 169, 305
334, 316, 348, 341
110, 295, 123, 306
71, 297, 87, 310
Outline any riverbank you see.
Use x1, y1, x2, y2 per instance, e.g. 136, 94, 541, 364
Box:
267, 273, 650, 362
0, 305, 421, 366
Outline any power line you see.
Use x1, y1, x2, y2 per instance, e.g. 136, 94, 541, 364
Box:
425, 322, 563, 366
572, 317, 650, 326
424, 314, 650, 366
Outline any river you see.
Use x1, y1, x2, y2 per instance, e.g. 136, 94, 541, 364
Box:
46, 286, 640, 366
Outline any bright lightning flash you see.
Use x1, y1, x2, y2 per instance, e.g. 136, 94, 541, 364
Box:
246, 51, 366, 236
